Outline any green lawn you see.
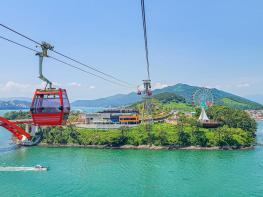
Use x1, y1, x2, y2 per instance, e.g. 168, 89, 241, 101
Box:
163, 102, 195, 112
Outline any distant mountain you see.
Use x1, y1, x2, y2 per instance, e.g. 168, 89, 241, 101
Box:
72, 93, 140, 108
0, 97, 32, 102
72, 83, 263, 110
0, 100, 31, 110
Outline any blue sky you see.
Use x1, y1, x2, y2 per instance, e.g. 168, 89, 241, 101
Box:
1, 0, 263, 100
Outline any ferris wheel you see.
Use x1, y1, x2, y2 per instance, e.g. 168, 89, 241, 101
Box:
192, 88, 214, 108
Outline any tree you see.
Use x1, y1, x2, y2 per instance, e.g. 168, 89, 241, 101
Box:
177, 130, 191, 147
207, 106, 257, 133
191, 129, 208, 147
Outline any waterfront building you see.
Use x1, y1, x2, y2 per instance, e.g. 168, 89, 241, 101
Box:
81, 109, 140, 125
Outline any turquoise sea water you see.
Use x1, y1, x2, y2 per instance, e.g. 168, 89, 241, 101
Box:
0, 107, 104, 115
0, 122, 263, 196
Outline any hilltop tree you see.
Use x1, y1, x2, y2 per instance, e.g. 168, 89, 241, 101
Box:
206, 106, 256, 133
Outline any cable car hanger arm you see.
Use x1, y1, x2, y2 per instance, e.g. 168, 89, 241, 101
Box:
36, 42, 54, 89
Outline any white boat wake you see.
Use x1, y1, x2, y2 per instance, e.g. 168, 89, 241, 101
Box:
0, 165, 48, 171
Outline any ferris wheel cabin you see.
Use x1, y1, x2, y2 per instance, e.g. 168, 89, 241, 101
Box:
30, 88, 70, 126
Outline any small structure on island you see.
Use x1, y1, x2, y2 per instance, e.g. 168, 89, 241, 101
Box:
193, 88, 221, 128
199, 107, 209, 122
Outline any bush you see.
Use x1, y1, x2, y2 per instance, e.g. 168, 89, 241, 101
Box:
4, 111, 31, 120
206, 106, 257, 133
177, 130, 191, 147
215, 126, 254, 147
191, 129, 208, 147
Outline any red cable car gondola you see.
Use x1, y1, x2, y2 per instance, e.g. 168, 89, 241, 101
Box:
147, 89, 152, 96
31, 88, 70, 126
30, 42, 70, 126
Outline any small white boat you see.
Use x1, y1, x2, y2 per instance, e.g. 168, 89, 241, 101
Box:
34, 165, 48, 171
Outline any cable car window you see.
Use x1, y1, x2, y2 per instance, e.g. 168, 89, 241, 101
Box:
62, 90, 70, 113
32, 94, 61, 113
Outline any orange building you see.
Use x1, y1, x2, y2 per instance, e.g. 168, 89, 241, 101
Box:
119, 115, 140, 124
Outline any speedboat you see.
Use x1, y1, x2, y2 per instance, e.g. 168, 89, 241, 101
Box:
34, 165, 48, 171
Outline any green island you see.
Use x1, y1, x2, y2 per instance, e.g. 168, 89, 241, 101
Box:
4, 102, 257, 150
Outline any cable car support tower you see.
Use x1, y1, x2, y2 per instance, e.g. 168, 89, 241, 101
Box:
139, 0, 153, 143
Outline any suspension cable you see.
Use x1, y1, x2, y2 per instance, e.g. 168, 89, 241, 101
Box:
0, 24, 41, 46
0, 35, 132, 89
140, 0, 151, 80
51, 49, 134, 87
49, 56, 132, 88
0, 35, 38, 53
0, 23, 135, 87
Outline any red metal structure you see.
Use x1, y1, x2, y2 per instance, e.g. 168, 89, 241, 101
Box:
0, 117, 31, 140
31, 88, 70, 126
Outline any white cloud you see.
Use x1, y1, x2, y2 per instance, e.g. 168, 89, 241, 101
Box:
136, 82, 168, 91
0, 81, 31, 92
207, 82, 251, 91
0, 80, 100, 99
53, 82, 62, 87
0, 81, 62, 97
36, 82, 52, 89
214, 85, 222, 89
152, 82, 168, 90
202, 85, 212, 89
0, 81, 34, 97
68, 82, 81, 87
137, 84, 143, 90
236, 83, 250, 88
89, 85, 95, 89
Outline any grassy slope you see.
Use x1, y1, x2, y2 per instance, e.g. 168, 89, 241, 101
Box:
163, 102, 195, 112
219, 98, 248, 108
217, 97, 261, 110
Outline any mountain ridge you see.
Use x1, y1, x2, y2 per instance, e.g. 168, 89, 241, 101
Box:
0, 100, 31, 110
71, 83, 263, 110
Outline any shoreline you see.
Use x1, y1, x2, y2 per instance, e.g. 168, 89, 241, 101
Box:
37, 143, 254, 150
